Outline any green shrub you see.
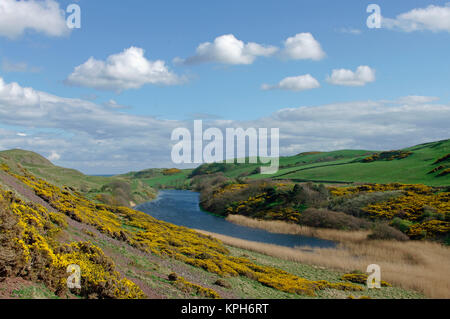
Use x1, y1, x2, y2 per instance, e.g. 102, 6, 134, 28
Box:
367, 223, 409, 241
390, 217, 413, 233
298, 208, 370, 230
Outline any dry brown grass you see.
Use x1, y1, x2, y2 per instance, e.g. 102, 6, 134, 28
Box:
227, 215, 370, 242
196, 215, 450, 298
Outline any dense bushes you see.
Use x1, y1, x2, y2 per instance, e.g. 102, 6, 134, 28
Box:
329, 191, 403, 218
362, 150, 412, 163
190, 162, 244, 177
202, 179, 449, 242
171, 274, 221, 299
199, 180, 330, 222
162, 168, 182, 175
390, 217, 413, 233
291, 183, 329, 208
341, 273, 391, 287
329, 183, 449, 242
0, 199, 24, 279
367, 223, 409, 241
198, 179, 374, 230
0, 189, 146, 299
298, 208, 370, 231
191, 173, 230, 193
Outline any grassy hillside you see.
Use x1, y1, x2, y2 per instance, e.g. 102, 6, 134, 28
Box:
0, 149, 156, 207
188, 139, 450, 186
122, 167, 193, 189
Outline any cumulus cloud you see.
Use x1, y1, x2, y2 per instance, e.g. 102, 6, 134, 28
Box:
262, 74, 320, 92
0, 0, 69, 39
0, 77, 41, 106
177, 34, 278, 65
326, 66, 376, 86
66, 47, 183, 92
281, 33, 325, 61
382, 4, 450, 32
0, 77, 448, 174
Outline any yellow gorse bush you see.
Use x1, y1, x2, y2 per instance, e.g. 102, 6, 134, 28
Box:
162, 168, 182, 175
407, 220, 450, 239
341, 273, 391, 287
328, 183, 433, 197
364, 192, 449, 221
0, 189, 145, 299
173, 275, 221, 299
328, 183, 450, 240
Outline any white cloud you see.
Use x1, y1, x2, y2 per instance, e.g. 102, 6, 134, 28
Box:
382, 4, 450, 32
326, 66, 376, 86
66, 47, 183, 92
0, 77, 41, 106
281, 33, 325, 61
0, 76, 448, 173
262, 74, 320, 92
178, 34, 278, 65
48, 151, 61, 161
0, 0, 69, 39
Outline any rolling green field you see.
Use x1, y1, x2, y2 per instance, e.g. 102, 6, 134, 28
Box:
180, 139, 450, 187
121, 168, 193, 189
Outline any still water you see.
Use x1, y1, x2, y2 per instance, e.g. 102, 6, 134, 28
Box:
137, 190, 335, 249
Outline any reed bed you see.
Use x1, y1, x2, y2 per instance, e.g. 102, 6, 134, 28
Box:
195, 215, 450, 298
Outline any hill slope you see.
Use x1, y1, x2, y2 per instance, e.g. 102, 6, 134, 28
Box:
186, 139, 450, 186
0, 149, 156, 207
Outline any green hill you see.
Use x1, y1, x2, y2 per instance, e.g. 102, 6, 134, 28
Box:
185, 139, 450, 187
0, 149, 156, 206
121, 167, 193, 189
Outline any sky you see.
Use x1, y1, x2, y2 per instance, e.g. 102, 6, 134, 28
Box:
0, 0, 449, 174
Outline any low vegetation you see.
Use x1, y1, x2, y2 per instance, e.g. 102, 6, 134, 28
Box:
362, 150, 412, 163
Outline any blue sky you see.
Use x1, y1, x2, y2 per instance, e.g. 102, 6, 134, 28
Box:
0, 0, 449, 173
